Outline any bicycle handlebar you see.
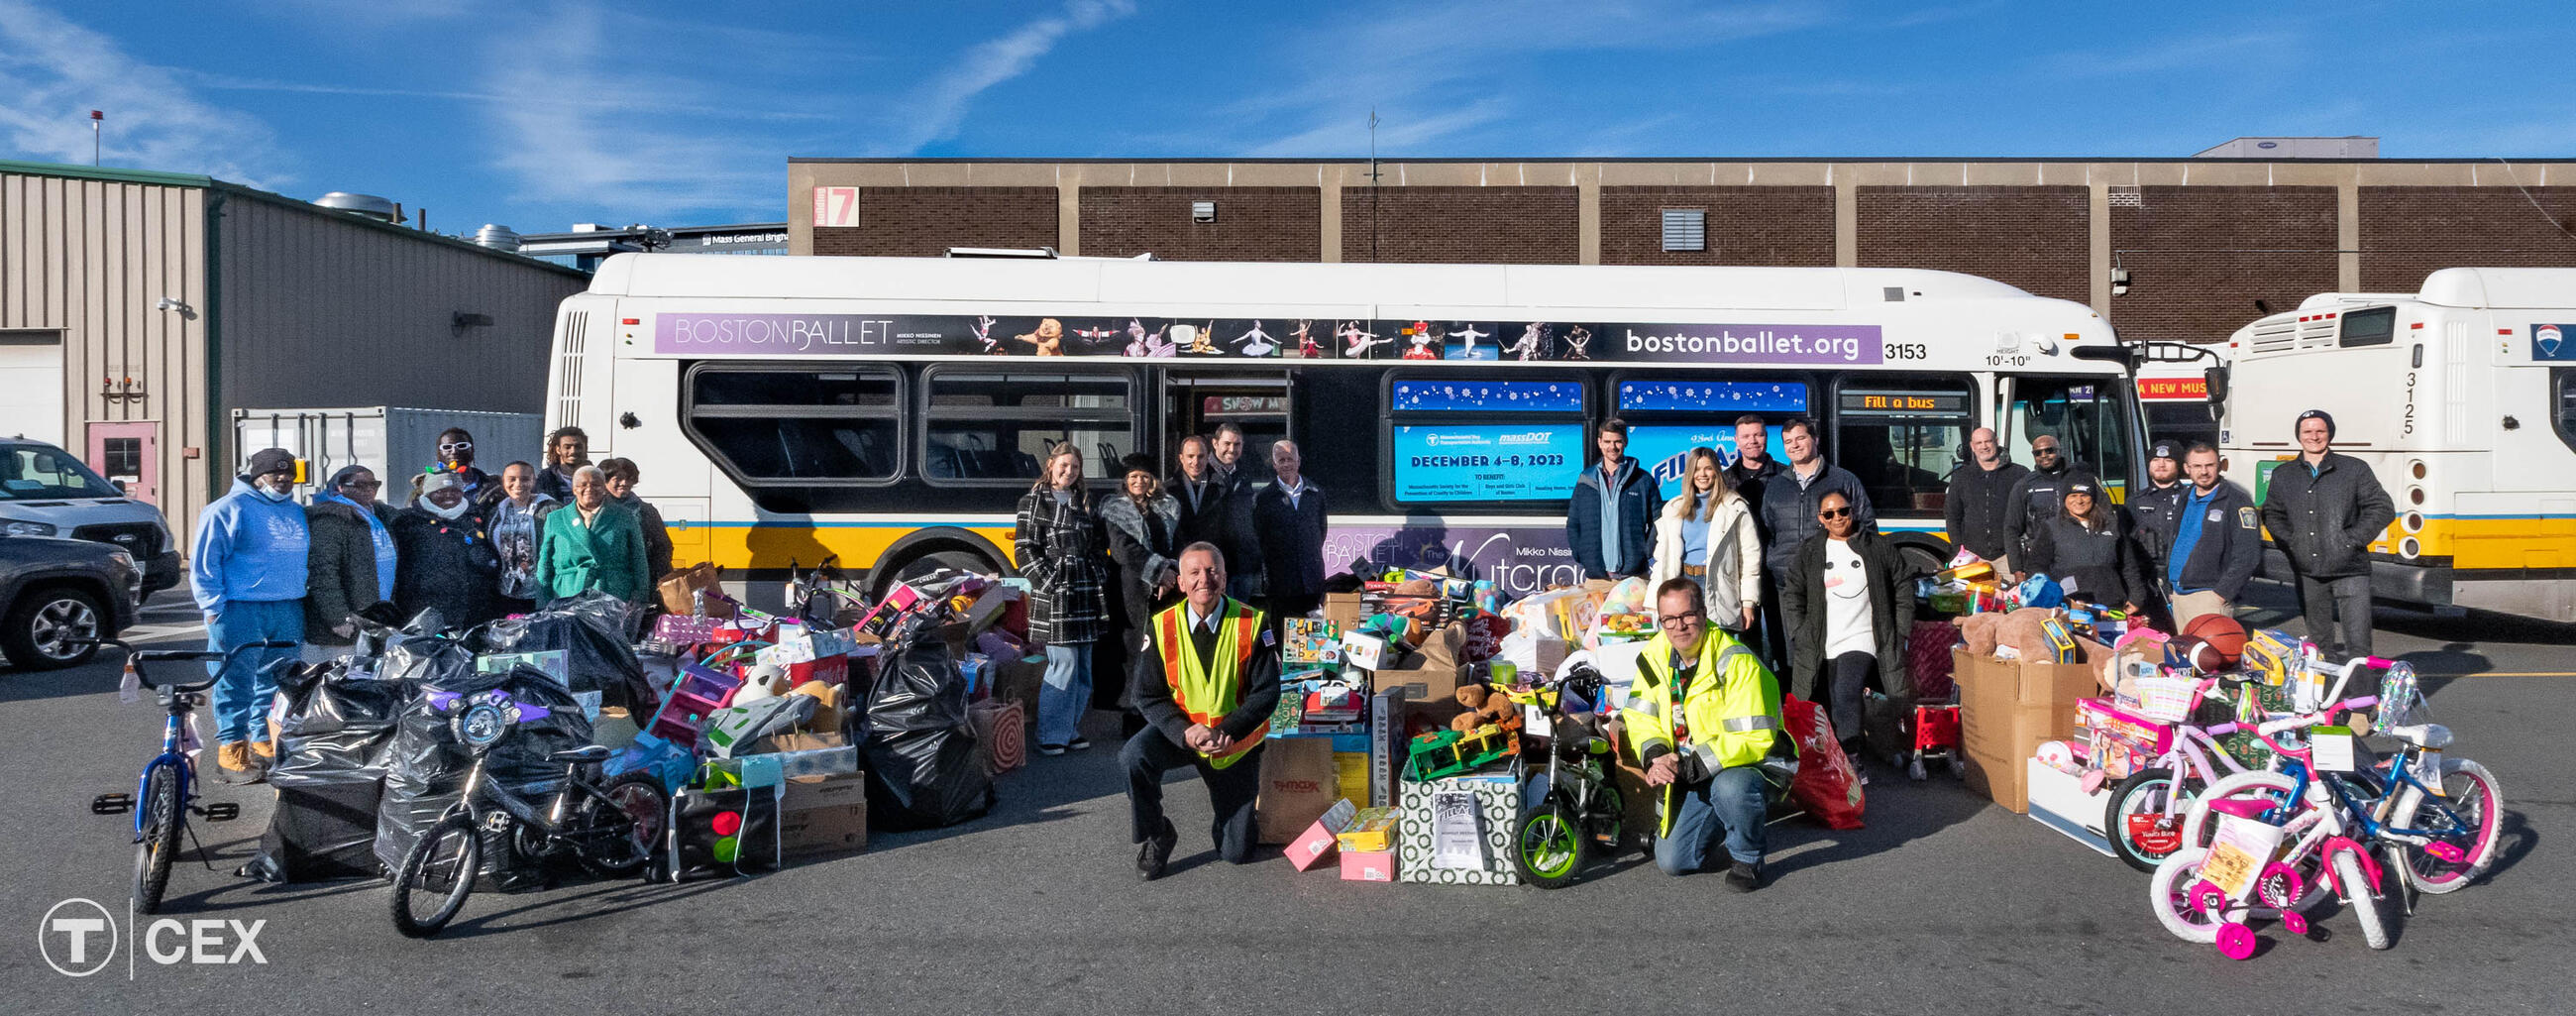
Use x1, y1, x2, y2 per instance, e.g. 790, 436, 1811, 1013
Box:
84, 638, 296, 691
2204, 695, 2378, 740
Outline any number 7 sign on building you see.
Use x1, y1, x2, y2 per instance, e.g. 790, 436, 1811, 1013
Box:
812, 186, 859, 228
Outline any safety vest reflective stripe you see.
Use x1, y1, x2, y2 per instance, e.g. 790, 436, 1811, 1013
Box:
1723, 716, 1777, 733
1154, 601, 1266, 766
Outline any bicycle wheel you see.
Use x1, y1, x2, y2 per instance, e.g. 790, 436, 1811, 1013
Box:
2391, 757, 2503, 895
574, 772, 670, 878
391, 815, 481, 939
2146, 847, 2227, 944
2105, 767, 2201, 873
2330, 848, 2391, 950
1513, 803, 1588, 889
1590, 782, 1637, 857
2180, 770, 2303, 849
132, 764, 184, 915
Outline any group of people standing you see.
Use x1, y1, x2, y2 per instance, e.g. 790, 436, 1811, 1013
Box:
188, 425, 685, 781
1011, 423, 1330, 757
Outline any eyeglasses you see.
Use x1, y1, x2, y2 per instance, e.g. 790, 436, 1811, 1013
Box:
344, 480, 382, 490
1818, 507, 1854, 518
2033, 446, 2061, 455
439, 441, 473, 454
1657, 613, 1703, 628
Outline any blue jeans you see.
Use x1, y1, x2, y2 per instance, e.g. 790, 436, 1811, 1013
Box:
1038, 642, 1095, 746
1653, 764, 1771, 875
206, 599, 303, 744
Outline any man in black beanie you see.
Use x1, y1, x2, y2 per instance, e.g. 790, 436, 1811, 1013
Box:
2259, 409, 2395, 660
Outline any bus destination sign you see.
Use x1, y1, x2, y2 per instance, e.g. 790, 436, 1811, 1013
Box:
1837, 390, 1970, 416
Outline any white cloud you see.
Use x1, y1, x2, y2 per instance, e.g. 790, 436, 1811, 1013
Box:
0, 0, 287, 184
869, 0, 1139, 154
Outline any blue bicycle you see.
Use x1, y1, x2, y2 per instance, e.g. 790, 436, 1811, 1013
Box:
87, 637, 293, 914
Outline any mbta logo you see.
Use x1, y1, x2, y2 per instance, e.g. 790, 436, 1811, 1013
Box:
40, 898, 268, 977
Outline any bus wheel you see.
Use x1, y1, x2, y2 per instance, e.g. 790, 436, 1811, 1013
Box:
1896, 542, 1948, 580
872, 548, 1003, 602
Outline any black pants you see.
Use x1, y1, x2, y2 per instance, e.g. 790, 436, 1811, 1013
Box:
2296, 574, 2375, 661
1820, 651, 1878, 745
1123, 729, 1263, 863
1754, 566, 1792, 673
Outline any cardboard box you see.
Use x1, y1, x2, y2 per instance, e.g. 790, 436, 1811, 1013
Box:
1337, 806, 1402, 853
1955, 647, 2100, 813
1256, 737, 1343, 844
2025, 757, 2113, 857
1288, 799, 1357, 871
1396, 774, 1521, 886
778, 772, 868, 858
1341, 847, 1396, 882
1341, 631, 1389, 671
1373, 662, 1462, 705
1321, 592, 1365, 633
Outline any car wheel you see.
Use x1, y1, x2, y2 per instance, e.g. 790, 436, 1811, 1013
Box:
3, 586, 104, 669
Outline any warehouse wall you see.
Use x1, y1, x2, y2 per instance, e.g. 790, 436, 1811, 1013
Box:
1857, 185, 2092, 304
1599, 184, 1835, 267
2358, 186, 2576, 291
1339, 185, 1577, 264
1080, 186, 1321, 261
2108, 185, 2339, 343
0, 167, 214, 536
810, 185, 1059, 257
214, 189, 590, 476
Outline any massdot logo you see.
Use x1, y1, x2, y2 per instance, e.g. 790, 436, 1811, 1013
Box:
40, 898, 116, 977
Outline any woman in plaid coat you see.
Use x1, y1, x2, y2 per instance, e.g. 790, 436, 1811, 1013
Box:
1017, 444, 1112, 755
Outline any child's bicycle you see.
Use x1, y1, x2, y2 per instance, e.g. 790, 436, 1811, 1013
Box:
1492, 661, 1633, 889
389, 686, 669, 938
87, 637, 293, 914
2101, 675, 2262, 872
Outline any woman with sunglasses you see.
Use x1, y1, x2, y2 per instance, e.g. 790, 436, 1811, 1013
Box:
1779, 490, 1916, 772
303, 464, 397, 658
2017, 476, 2148, 616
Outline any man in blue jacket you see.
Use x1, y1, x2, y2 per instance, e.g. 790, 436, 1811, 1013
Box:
1567, 419, 1659, 581
189, 448, 311, 781
2161, 443, 2263, 630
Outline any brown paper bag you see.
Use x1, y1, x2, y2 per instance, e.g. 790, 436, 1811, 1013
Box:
658, 562, 734, 618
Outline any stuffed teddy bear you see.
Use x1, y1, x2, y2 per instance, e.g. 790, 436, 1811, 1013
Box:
1997, 607, 2062, 660
1450, 683, 1518, 733
1953, 612, 2006, 657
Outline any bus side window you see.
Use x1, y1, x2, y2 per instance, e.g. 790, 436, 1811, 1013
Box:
1833, 380, 1973, 515
2555, 368, 2576, 455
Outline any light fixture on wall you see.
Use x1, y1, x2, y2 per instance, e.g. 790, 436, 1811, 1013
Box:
2110, 268, 2131, 296
154, 295, 196, 319
451, 311, 494, 336
1190, 200, 1217, 224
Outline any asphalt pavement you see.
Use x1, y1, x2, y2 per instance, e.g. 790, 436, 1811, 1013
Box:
2, 585, 2568, 1016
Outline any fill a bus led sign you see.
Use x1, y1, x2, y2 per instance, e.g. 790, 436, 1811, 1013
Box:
1391, 381, 1583, 412
2136, 377, 2211, 400
1837, 390, 1970, 416
651, 312, 1887, 366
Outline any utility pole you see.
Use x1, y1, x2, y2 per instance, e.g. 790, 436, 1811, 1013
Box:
89, 110, 102, 166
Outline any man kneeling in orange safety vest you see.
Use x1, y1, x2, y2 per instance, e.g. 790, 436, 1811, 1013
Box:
1124, 541, 1283, 881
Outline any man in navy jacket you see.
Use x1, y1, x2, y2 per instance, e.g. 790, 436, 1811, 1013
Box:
1567, 419, 1659, 581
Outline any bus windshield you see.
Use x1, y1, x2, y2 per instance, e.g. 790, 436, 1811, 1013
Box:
2012, 376, 2136, 497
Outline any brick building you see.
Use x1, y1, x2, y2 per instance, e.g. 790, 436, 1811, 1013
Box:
789, 157, 2576, 344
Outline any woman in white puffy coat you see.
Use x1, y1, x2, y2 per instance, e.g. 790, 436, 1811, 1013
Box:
1648, 446, 1765, 633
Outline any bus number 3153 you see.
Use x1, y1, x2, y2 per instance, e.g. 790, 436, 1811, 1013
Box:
1889, 343, 1931, 360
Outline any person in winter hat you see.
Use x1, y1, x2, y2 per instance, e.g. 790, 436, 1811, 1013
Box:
390, 468, 506, 630
303, 464, 397, 656
189, 447, 310, 781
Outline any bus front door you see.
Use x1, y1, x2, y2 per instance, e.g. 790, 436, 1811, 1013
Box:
1160, 370, 1293, 484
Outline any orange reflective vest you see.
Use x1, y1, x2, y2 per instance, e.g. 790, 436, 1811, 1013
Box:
1154, 599, 1267, 769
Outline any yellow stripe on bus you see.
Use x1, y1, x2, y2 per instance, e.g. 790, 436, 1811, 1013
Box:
664, 523, 1020, 572
2376, 515, 2576, 571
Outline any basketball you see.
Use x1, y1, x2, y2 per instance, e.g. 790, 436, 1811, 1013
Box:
2182, 615, 2249, 666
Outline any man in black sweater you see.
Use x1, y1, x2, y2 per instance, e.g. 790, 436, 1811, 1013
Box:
2005, 433, 2081, 579
1943, 427, 2028, 569
1124, 543, 1283, 880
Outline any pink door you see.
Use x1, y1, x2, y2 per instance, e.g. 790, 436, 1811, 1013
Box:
85, 421, 159, 505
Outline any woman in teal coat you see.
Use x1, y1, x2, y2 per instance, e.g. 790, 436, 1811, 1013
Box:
535, 465, 653, 604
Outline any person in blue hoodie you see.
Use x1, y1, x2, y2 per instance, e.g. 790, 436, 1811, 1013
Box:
1566, 419, 1660, 581
189, 448, 311, 781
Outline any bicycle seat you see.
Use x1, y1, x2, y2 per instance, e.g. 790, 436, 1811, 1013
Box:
550, 744, 613, 764
2203, 798, 2276, 821
2389, 724, 2451, 749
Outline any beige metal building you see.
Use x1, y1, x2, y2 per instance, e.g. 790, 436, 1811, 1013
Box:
1, 159, 590, 552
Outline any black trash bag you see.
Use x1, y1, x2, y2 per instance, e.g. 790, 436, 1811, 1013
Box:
243, 656, 411, 882
861, 615, 993, 831
373, 663, 594, 885
470, 602, 654, 714
546, 589, 646, 643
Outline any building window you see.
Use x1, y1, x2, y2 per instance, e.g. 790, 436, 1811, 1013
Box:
684, 366, 903, 484
1661, 209, 1706, 252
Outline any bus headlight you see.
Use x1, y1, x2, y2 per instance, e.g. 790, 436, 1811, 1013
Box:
2409, 487, 2426, 507
2409, 460, 2427, 481
2400, 536, 2421, 560
2402, 511, 2424, 533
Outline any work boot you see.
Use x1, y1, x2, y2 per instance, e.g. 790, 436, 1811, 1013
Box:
1137, 819, 1177, 882
1724, 859, 1764, 893
216, 741, 256, 782
251, 738, 276, 761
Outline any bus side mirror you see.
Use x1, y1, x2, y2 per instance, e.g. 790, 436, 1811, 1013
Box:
2203, 365, 2230, 405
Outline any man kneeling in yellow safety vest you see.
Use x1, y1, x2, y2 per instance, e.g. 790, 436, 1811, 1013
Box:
1124, 541, 1284, 881
1623, 577, 1795, 890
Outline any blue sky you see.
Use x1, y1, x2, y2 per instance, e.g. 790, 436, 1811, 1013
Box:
2, 1, 2569, 234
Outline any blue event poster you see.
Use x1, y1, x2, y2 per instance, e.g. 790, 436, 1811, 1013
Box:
1626, 425, 1786, 503
1392, 425, 1583, 502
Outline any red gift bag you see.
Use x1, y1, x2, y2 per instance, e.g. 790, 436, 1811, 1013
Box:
1782, 696, 1867, 830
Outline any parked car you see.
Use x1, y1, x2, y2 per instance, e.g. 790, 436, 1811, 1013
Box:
0, 438, 182, 595
0, 533, 141, 669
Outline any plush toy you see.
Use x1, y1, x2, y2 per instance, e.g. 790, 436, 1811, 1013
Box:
1450, 683, 1518, 733
1953, 613, 2006, 657
1997, 607, 2063, 660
